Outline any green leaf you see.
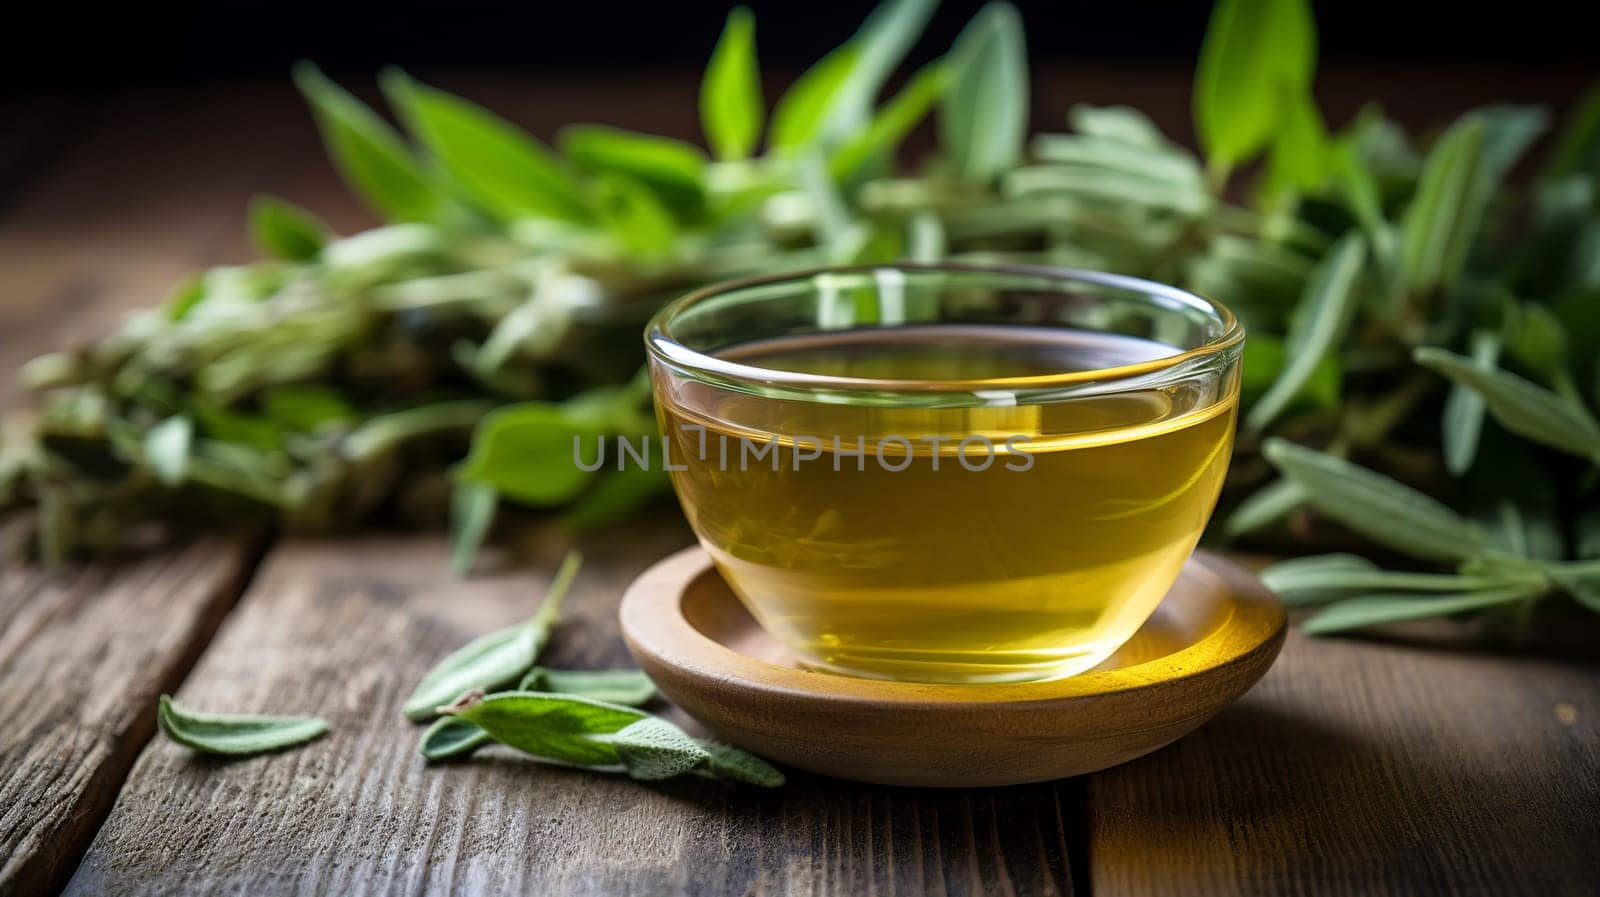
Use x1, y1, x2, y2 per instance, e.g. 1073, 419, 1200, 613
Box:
144, 416, 192, 487
940, 2, 1029, 184
1414, 347, 1600, 462
1221, 477, 1308, 539
769, 0, 935, 151
443, 691, 646, 768
1263, 86, 1332, 198
1262, 554, 1535, 608
458, 402, 608, 505
249, 195, 329, 261
563, 464, 670, 532
1247, 234, 1366, 430
1261, 438, 1491, 561
700, 740, 785, 787
559, 125, 708, 214
605, 717, 710, 781
592, 174, 681, 258
1440, 331, 1501, 475
1067, 104, 1174, 149
380, 69, 590, 224
1193, 0, 1316, 176
1476, 105, 1548, 178
1301, 585, 1542, 635
157, 694, 328, 756
417, 716, 492, 762
402, 550, 581, 721
830, 61, 949, 179
1549, 569, 1600, 614
449, 480, 497, 577
293, 62, 446, 223
1543, 85, 1600, 182
261, 386, 356, 432
700, 6, 764, 161
518, 667, 657, 707
1398, 116, 1490, 293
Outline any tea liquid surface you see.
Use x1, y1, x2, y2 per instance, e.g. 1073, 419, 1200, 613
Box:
657, 325, 1237, 683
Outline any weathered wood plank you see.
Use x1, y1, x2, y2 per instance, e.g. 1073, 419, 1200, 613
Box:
66, 519, 1079, 897
0, 534, 258, 896
1087, 624, 1600, 896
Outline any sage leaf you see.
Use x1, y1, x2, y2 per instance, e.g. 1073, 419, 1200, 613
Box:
1262, 554, 1537, 608
157, 694, 328, 756
560, 125, 708, 215
593, 173, 680, 258
1414, 347, 1600, 462
1440, 331, 1501, 475
1263, 86, 1331, 198
1301, 585, 1543, 635
144, 415, 193, 487
1067, 104, 1173, 149
605, 717, 710, 781
700, 6, 763, 161
1543, 85, 1600, 182
449, 480, 497, 577
293, 62, 446, 223
700, 740, 785, 788
1247, 234, 1366, 430
769, 45, 861, 151
518, 667, 657, 707
442, 690, 647, 768
940, 2, 1028, 184
381, 69, 590, 224
1398, 116, 1489, 293
1221, 477, 1308, 539
562, 464, 671, 532
1262, 438, 1490, 562
418, 716, 492, 761
249, 195, 328, 261
830, 61, 949, 179
402, 550, 582, 721
1193, 0, 1316, 177
458, 401, 608, 505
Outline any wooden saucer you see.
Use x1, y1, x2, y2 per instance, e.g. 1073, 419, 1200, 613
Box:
621, 547, 1286, 787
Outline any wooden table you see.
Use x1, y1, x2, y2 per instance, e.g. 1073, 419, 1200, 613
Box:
3, 70, 1597, 897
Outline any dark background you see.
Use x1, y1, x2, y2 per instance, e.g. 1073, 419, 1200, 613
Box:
5, 0, 1594, 92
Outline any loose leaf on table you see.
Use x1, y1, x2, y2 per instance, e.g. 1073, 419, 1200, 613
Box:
940, 2, 1028, 184
1300, 584, 1545, 635
144, 415, 193, 487
1397, 115, 1489, 293
249, 195, 329, 261
1261, 438, 1491, 562
293, 62, 447, 223
518, 667, 657, 706
381, 69, 591, 224
441, 691, 782, 786
700, 6, 763, 161
1247, 233, 1366, 430
1415, 347, 1600, 462
418, 716, 492, 761
1192, 0, 1316, 178
1440, 331, 1501, 475
402, 550, 582, 721
157, 694, 328, 757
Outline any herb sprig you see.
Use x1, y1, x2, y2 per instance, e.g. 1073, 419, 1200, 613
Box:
6, 0, 1600, 637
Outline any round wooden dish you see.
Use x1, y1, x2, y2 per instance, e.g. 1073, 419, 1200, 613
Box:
621, 547, 1286, 787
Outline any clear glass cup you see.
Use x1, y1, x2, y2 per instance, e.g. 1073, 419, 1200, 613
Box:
646, 263, 1243, 684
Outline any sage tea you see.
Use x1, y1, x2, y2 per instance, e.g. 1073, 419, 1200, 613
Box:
654, 323, 1238, 683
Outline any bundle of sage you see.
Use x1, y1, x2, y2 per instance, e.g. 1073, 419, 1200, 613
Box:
6, 0, 1599, 636
155, 551, 784, 788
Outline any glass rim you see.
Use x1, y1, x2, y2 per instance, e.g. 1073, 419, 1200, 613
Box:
645, 261, 1245, 394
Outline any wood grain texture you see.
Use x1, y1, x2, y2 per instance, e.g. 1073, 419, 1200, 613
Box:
65, 518, 1079, 896
1088, 623, 1600, 896
0, 533, 257, 897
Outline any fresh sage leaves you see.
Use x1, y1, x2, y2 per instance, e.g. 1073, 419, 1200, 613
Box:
518, 667, 657, 706
157, 695, 329, 757
403, 550, 582, 721
941, 2, 1028, 184
700, 6, 763, 161
439, 691, 783, 787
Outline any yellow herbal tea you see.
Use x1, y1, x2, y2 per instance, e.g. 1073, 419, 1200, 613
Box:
655, 324, 1238, 683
